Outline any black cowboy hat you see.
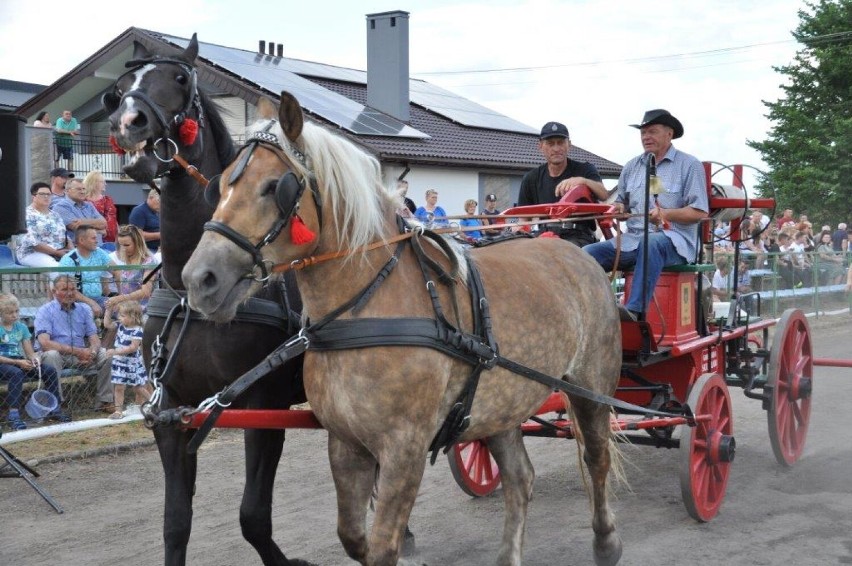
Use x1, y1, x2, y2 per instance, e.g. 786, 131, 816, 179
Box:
630, 109, 684, 139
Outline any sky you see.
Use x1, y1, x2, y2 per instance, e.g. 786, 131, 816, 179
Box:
0, 0, 809, 188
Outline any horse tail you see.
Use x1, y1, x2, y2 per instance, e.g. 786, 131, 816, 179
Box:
559, 392, 630, 506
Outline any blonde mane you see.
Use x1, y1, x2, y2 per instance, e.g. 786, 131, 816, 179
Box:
244, 116, 465, 275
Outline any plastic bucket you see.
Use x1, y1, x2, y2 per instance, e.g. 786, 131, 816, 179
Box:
25, 389, 59, 419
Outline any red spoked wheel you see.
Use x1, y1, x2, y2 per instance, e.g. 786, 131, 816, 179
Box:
447, 439, 501, 497
767, 309, 813, 467
680, 373, 735, 522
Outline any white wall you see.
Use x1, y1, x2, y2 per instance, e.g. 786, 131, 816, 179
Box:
382, 165, 481, 216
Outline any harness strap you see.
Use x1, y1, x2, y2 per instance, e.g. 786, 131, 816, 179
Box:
186, 334, 308, 454
307, 317, 694, 423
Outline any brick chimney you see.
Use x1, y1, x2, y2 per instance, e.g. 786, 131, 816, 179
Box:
366, 10, 410, 122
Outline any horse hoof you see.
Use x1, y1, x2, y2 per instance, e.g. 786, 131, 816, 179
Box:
401, 527, 416, 557
594, 532, 623, 566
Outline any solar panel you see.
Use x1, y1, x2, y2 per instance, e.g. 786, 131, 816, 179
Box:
410, 81, 536, 134
158, 33, 533, 137
161, 35, 428, 138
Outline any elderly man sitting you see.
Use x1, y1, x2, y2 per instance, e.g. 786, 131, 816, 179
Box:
34, 275, 114, 413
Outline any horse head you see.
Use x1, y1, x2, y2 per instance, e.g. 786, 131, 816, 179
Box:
183, 93, 324, 322
104, 33, 206, 183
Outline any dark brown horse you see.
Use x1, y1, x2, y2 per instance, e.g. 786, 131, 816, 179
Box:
183, 93, 623, 566
104, 37, 310, 566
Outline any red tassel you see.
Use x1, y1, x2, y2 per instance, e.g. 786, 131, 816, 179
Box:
179, 118, 199, 145
290, 215, 315, 245
109, 135, 126, 155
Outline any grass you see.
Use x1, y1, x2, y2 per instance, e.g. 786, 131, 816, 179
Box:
4, 420, 155, 463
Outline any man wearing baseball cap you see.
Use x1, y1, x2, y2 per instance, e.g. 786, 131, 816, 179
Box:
518, 122, 609, 246
583, 109, 708, 321
49, 168, 74, 206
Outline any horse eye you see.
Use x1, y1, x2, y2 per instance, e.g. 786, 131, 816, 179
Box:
262, 180, 277, 197
175, 74, 187, 85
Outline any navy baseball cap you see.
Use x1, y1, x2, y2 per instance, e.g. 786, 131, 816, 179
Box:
50, 168, 74, 178
539, 122, 569, 140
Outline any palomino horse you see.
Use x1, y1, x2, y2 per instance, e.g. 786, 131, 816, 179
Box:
104, 37, 310, 566
183, 93, 623, 566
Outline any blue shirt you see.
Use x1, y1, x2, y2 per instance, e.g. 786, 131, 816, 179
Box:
34, 300, 98, 350
615, 145, 709, 262
58, 248, 113, 299
0, 321, 31, 358
129, 202, 160, 251
414, 206, 448, 227
51, 196, 105, 245
459, 217, 484, 240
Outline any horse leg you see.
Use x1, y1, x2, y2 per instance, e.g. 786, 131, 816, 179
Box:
570, 398, 622, 566
154, 425, 198, 566
487, 429, 535, 566
366, 443, 428, 566
327, 433, 377, 563
240, 427, 290, 565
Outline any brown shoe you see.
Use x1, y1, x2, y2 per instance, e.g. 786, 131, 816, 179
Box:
96, 403, 116, 414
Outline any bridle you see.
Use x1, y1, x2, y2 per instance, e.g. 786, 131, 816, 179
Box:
103, 57, 204, 166
202, 121, 323, 281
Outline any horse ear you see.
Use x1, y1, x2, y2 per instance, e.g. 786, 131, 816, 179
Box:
278, 91, 303, 143
132, 40, 152, 61
183, 33, 199, 64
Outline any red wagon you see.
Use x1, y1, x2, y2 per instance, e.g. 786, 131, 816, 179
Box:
445, 164, 818, 521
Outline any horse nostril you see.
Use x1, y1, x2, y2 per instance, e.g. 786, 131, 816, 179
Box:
201, 270, 217, 291
131, 113, 149, 128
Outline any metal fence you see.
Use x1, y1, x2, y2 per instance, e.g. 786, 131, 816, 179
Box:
1, 264, 153, 429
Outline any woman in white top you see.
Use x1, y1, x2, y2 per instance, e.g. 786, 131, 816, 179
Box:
15, 182, 72, 267
33, 111, 52, 128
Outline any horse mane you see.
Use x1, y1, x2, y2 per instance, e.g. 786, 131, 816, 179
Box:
197, 88, 237, 168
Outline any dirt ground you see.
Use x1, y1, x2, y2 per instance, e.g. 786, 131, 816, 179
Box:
1, 315, 851, 565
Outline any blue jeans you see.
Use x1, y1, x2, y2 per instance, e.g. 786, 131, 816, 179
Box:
0, 362, 62, 410
583, 233, 686, 313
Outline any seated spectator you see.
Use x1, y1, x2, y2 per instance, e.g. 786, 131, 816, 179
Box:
84, 170, 118, 243
480, 194, 502, 235
51, 177, 107, 245
58, 225, 115, 315
396, 180, 416, 214
129, 189, 161, 253
774, 233, 796, 288
105, 225, 157, 311
1, 293, 69, 430
711, 255, 732, 301
831, 223, 848, 252
34, 275, 114, 413
815, 231, 845, 285
15, 182, 73, 268
414, 189, 448, 227
790, 231, 813, 286
48, 168, 73, 207
459, 199, 484, 242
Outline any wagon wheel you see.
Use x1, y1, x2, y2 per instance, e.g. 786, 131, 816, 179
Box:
767, 308, 813, 466
447, 439, 501, 497
679, 373, 735, 522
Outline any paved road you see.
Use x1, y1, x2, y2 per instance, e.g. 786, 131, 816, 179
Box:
2, 315, 851, 565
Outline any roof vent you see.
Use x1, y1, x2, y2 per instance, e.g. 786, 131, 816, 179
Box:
366, 10, 410, 122
258, 40, 266, 54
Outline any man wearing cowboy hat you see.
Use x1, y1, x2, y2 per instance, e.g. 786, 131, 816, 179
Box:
583, 109, 708, 320
518, 121, 609, 246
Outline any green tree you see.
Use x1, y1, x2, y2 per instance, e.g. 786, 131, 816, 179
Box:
748, 0, 852, 227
